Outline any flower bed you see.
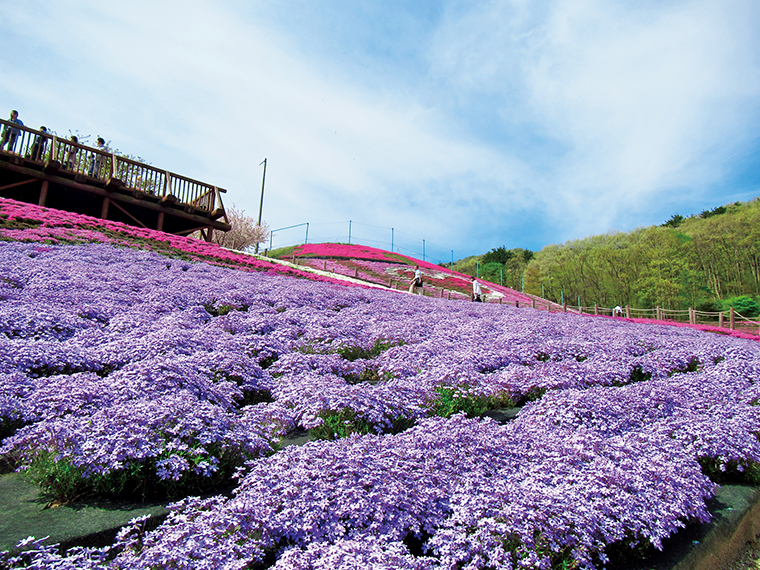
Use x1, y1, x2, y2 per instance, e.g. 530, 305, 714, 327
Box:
1, 208, 760, 568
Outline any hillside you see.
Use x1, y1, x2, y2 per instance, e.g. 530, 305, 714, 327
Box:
2, 197, 760, 569
269, 242, 540, 307
462, 198, 760, 314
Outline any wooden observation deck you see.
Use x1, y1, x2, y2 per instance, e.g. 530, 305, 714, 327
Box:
0, 120, 230, 240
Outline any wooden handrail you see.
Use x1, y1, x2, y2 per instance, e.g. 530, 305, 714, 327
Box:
0, 119, 226, 213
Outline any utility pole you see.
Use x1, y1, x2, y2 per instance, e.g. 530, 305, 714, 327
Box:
255, 158, 267, 254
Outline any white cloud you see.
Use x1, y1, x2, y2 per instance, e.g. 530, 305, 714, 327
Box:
429, 0, 760, 237
1, 0, 759, 255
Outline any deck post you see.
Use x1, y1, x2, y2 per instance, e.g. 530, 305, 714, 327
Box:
38, 181, 49, 206
205, 227, 213, 243
156, 211, 165, 232
101, 196, 110, 219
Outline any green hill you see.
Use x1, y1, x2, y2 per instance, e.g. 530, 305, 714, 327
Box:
463, 198, 760, 313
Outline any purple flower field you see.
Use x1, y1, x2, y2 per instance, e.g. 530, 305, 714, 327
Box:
1, 239, 760, 569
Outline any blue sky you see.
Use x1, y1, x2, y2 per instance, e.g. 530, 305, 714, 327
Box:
2, 0, 759, 263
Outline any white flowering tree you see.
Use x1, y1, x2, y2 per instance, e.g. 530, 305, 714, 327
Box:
209, 204, 269, 252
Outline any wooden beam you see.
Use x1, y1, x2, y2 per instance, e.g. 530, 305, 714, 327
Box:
108, 200, 148, 228
101, 196, 110, 219
0, 178, 37, 192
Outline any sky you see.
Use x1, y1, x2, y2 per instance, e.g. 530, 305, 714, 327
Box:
2, 0, 759, 263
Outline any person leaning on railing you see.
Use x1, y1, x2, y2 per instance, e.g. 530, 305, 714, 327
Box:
28, 126, 49, 161
65, 135, 79, 170
0, 110, 23, 152
89, 137, 109, 177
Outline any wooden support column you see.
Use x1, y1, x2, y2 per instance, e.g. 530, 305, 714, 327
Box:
101, 196, 110, 219
204, 227, 213, 243
38, 180, 49, 206
156, 211, 165, 232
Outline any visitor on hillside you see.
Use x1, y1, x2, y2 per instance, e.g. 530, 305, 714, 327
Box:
66, 135, 79, 170
89, 137, 109, 178
0, 110, 24, 153
613, 305, 623, 317
408, 265, 423, 294
29, 126, 49, 161
472, 276, 483, 302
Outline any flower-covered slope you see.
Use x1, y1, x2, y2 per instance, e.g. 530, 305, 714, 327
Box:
1, 236, 760, 569
1, 200, 760, 569
287, 242, 537, 305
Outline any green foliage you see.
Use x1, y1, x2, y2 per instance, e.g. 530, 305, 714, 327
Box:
309, 408, 414, 440
336, 339, 404, 361
267, 245, 297, 259
298, 338, 404, 362
718, 295, 760, 318
661, 214, 684, 227
525, 198, 760, 309
482, 246, 514, 265
699, 205, 727, 219
22, 446, 244, 503
429, 386, 514, 418
698, 458, 760, 486
203, 302, 244, 317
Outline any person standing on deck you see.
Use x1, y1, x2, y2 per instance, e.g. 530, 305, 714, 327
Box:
65, 136, 79, 170
0, 110, 23, 152
29, 126, 48, 161
89, 137, 109, 177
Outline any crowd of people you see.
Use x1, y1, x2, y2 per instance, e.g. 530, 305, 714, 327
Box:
1, 109, 110, 177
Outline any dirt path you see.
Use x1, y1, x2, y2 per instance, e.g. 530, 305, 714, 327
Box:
728, 541, 760, 570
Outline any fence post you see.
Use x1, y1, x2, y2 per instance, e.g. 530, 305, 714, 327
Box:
532, 299, 536, 309
594, 304, 598, 315
323, 261, 327, 271
730, 307, 735, 330
354, 268, 358, 278
656, 306, 662, 320
689, 308, 695, 325
563, 303, 567, 312
719, 311, 724, 328
625, 306, 630, 319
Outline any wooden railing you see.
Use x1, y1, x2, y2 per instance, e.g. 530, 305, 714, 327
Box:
0, 120, 225, 214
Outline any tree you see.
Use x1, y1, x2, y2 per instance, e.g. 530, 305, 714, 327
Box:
482, 246, 514, 265
209, 204, 269, 252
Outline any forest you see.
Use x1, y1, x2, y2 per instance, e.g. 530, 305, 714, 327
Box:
455, 198, 760, 315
